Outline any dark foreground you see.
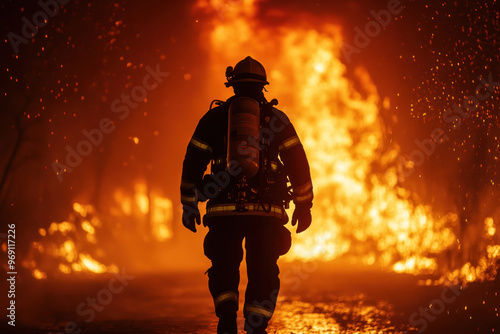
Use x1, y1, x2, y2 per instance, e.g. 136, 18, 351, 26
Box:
1, 263, 499, 333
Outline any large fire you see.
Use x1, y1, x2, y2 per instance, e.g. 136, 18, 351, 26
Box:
6, 0, 498, 286
194, 0, 500, 284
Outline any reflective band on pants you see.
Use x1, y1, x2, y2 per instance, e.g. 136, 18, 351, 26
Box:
214, 291, 238, 307
244, 304, 274, 319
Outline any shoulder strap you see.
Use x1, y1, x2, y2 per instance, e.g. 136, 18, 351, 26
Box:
209, 99, 225, 110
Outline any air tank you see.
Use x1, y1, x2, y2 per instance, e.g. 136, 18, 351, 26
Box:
227, 97, 260, 178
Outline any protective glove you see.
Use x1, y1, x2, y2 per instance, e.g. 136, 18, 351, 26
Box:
182, 204, 201, 233
291, 203, 312, 233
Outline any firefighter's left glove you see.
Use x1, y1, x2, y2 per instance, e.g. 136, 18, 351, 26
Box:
182, 204, 201, 233
291, 203, 312, 234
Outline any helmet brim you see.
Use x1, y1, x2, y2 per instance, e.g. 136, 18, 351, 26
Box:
225, 78, 269, 87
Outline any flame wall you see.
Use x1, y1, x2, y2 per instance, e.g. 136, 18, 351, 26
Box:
193, 0, 500, 284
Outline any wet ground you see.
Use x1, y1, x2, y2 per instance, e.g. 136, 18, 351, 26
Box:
1, 263, 499, 333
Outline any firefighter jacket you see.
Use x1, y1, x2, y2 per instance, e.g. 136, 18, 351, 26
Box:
180, 95, 313, 224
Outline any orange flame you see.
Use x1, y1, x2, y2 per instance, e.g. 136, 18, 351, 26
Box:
24, 202, 118, 279
111, 181, 174, 241
25, 180, 174, 279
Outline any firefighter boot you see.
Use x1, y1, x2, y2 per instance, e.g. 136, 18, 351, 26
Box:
217, 302, 238, 334
244, 314, 269, 334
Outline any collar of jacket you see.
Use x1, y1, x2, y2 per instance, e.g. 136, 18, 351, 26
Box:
229, 94, 268, 104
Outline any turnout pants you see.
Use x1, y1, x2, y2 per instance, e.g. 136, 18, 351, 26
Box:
203, 216, 292, 333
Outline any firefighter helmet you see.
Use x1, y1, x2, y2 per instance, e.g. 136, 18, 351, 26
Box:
225, 56, 269, 87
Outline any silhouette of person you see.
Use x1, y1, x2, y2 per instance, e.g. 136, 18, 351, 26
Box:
180, 56, 313, 334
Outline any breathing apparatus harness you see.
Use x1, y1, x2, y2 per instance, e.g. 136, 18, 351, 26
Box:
204, 97, 293, 213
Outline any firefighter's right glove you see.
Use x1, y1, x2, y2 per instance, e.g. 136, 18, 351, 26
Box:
182, 204, 201, 233
291, 203, 312, 234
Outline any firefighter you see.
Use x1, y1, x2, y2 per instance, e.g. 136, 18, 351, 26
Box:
180, 56, 313, 334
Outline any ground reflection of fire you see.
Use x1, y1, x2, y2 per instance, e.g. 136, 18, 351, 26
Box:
273, 296, 397, 333
194, 0, 500, 285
